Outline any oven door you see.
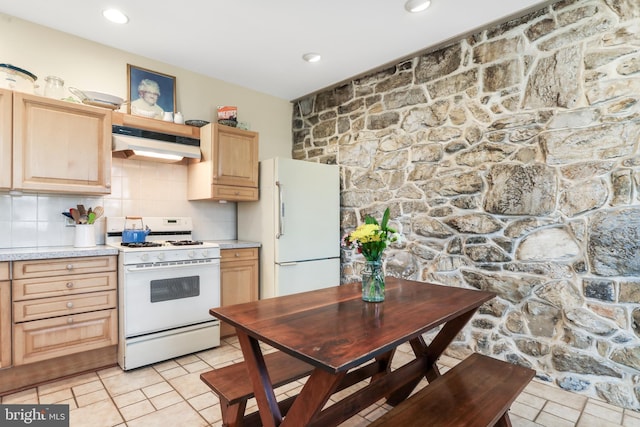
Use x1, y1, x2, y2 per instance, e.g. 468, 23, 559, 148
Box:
122, 258, 220, 337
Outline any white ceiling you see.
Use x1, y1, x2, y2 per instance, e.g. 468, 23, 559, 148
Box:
0, 0, 552, 101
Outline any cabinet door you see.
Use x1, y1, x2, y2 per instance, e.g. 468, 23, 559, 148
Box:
0, 278, 10, 369
12, 92, 112, 194
213, 124, 258, 188
13, 309, 117, 365
188, 124, 258, 201
0, 89, 11, 190
220, 248, 258, 337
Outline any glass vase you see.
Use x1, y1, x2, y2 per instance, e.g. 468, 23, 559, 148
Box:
362, 259, 385, 302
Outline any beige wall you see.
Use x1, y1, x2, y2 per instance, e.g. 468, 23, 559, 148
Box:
0, 13, 293, 160
0, 13, 294, 248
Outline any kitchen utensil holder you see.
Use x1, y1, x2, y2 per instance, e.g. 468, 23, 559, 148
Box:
74, 224, 96, 248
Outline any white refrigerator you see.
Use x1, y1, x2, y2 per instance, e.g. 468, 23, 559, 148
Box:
237, 157, 340, 298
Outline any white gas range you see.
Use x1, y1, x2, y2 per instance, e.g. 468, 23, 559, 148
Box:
106, 217, 221, 370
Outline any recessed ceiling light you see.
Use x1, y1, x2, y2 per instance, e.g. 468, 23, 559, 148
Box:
103, 8, 129, 24
404, 0, 431, 13
302, 53, 322, 63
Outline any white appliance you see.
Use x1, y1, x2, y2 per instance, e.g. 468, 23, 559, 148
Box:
106, 217, 221, 370
238, 158, 340, 298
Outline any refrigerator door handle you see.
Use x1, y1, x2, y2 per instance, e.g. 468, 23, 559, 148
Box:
276, 180, 284, 238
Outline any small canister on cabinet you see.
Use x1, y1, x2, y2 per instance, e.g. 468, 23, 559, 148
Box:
44, 75, 65, 99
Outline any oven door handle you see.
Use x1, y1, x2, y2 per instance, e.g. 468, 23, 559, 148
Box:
124, 261, 220, 272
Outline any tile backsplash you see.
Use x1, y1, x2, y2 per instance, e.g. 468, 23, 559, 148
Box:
0, 157, 237, 249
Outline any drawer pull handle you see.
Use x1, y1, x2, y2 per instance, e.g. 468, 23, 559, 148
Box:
67, 302, 74, 309
66, 282, 74, 288
67, 318, 74, 324
66, 264, 74, 270
235, 253, 240, 257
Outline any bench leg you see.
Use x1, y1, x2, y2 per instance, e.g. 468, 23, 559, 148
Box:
494, 411, 513, 427
220, 398, 248, 427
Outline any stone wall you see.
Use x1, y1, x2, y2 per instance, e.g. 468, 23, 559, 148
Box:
292, 0, 640, 410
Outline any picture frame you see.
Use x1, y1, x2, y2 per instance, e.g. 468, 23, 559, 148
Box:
127, 64, 176, 118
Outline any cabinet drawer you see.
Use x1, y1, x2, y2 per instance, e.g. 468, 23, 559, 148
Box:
212, 185, 258, 201
13, 271, 116, 301
13, 309, 117, 365
221, 248, 258, 263
0, 262, 8, 281
14, 290, 116, 323
13, 256, 116, 280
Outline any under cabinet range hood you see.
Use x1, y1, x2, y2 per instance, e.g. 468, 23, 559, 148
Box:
112, 125, 201, 163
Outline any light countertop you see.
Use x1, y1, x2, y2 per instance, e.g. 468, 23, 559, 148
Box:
0, 240, 260, 262
0, 245, 119, 262
205, 240, 261, 249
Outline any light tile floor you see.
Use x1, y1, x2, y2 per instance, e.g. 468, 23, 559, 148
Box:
2, 336, 639, 426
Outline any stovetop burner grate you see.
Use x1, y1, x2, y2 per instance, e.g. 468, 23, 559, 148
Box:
121, 242, 163, 248
166, 240, 204, 246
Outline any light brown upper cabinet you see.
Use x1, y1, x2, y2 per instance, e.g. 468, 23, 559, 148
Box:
12, 92, 112, 195
0, 89, 11, 190
188, 124, 258, 201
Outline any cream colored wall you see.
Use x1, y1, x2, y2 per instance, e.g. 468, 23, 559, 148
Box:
0, 13, 294, 249
0, 13, 293, 160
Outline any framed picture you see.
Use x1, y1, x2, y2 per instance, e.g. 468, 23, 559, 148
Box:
127, 64, 176, 119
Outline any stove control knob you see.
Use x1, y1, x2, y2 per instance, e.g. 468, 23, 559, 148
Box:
188, 251, 195, 258
202, 250, 209, 257
157, 253, 165, 261
141, 253, 149, 262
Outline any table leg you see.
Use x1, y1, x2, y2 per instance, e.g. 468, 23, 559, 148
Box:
236, 331, 282, 427
387, 308, 480, 405
495, 412, 513, 427
371, 349, 395, 382
421, 309, 478, 378
281, 368, 346, 427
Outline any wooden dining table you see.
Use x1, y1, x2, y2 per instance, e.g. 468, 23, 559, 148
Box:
209, 277, 496, 427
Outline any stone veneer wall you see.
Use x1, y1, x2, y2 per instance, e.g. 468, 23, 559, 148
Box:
292, 0, 640, 410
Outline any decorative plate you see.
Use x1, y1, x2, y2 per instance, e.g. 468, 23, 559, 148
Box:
185, 120, 210, 127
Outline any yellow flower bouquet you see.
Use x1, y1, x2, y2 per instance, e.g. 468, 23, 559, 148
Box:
344, 208, 397, 262
344, 208, 397, 302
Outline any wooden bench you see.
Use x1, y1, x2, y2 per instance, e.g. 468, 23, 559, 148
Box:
200, 350, 314, 427
369, 353, 535, 427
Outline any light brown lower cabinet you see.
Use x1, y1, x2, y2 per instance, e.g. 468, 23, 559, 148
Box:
0, 256, 118, 395
220, 248, 259, 337
0, 262, 10, 368
12, 256, 117, 366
